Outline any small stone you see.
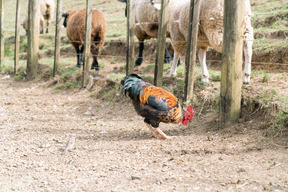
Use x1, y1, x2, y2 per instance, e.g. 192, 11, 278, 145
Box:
131, 176, 141, 180
84, 111, 91, 115
156, 180, 162, 185
237, 168, 246, 173
99, 130, 108, 134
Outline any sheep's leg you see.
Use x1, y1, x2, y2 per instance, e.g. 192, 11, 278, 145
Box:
75, 46, 81, 68
243, 28, 254, 84
198, 48, 209, 82
164, 47, 171, 64
46, 19, 50, 33
40, 18, 44, 34
135, 41, 144, 66
168, 51, 180, 77
80, 46, 84, 66
91, 45, 100, 71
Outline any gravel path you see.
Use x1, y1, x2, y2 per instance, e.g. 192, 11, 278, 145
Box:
0, 77, 287, 192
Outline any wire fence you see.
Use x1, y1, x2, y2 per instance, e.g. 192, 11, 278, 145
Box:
0, 0, 287, 89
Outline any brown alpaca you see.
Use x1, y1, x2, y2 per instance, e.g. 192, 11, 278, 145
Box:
62, 9, 106, 70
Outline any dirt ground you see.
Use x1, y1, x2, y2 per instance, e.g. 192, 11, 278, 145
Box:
0, 68, 288, 192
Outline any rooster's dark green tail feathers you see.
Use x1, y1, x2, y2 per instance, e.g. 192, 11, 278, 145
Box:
121, 74, 144, 99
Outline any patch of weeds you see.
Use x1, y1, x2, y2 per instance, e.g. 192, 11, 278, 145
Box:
99, 62, 107, 69
109, 73, 126, 81
108, 57, 119, 62
213, 92, 220, 112
54, 67, 81, 90
268, 110, 288, 133
53, 90, 60, 94
163, 63, 171, 72
277, 76, 285, 81
4, 44, 13, 57
98, 80, 122, 104
20, 38, 27, 53
0, 65, 14, 75
194, 80, 210, 91
144, 64, 154, 72
119, 65, 125, 71
14, 67, 26, 81
176, 65, 185, 78
90, 93, 96, 97
70, 81, 78, 89
176, 79, 184, 90
142, 75, 154, 84
262, 72, 271, 83
211, 71, 221, 81
39, 65, 53, 81
250, 70, 266, 79
173, 78, 184, 98
257, 89, 278, 106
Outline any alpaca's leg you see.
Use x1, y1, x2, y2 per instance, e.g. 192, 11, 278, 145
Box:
169, 52, 180, 77
198, 47, 209, 82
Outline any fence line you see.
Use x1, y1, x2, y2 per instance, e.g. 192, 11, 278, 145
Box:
0, 1, 287, 76
59, 38, 284, 45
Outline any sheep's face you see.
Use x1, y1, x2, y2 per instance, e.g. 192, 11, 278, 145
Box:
62, 12, 69, 28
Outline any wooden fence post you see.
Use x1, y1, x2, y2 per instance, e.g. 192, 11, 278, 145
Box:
154, 0, 169, 86
0, 0, 4, 67
82, 0, 92, 88
53, 0, 62, 77
27, 0, 40, 80
220, 0, 244, 127
184, 0, 201, 102
126, 0, 135, 76
14, 0, 21, 74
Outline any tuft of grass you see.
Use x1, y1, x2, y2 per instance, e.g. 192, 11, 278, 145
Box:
144, 64, 154, 73
176, 65, 185, 77
0, 65, 14, 75
210, 70, 221, 81
109, 72, 126, 81
107, 57, 119, 62
256, 89, 278, 106
269, 110, 288, 132
142, 75, 154, 84
262, 73, 271, 83
90, 93, 96, 97
14, 67, 26, 81
119, 65, 126, 71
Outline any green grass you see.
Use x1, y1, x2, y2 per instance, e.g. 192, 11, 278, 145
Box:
144, 64, 154, 73
109, 72, 126, 82
251, 0, 288, 51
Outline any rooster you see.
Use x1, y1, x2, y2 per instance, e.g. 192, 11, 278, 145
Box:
121, 74, 194, 139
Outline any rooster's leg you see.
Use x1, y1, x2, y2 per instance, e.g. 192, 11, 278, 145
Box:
145, 123, 160, 139
155, 128, 173, 139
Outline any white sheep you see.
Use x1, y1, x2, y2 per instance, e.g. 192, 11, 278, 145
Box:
22, 0, 55, 34
153, 0, 254, 84
118, 0, 180, 66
